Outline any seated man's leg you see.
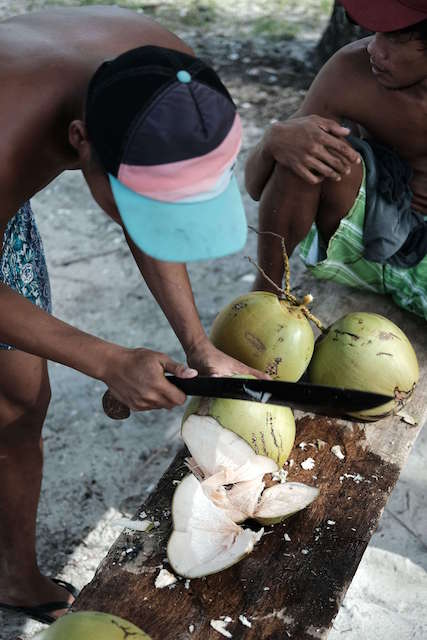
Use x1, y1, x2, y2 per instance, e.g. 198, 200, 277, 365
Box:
253, 162, 364, 291
0, 350, 74, 616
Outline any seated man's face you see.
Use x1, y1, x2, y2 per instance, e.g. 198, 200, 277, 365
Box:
367, 32, 427, 89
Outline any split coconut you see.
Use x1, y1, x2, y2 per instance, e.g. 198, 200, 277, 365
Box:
308, 312, 419, 420
183, 393, 295, 468
167, 416, 319, 578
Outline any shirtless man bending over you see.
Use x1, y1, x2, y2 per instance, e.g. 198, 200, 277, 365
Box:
0, 5, 267, 625
246, 0, 427, 320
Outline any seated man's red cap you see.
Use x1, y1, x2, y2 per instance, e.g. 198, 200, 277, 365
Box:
341, 0, 427, 33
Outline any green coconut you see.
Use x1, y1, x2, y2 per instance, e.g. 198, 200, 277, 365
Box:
40, 611, 151, 640
308, 312, 419, 420
183, 394, 295, 468
210, 291, 315, 381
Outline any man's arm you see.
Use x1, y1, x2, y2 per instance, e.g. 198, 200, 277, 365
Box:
0, 282, 195, 410
124, 233, 270, 378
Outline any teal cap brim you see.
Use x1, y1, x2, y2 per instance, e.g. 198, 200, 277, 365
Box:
109, 174, 248, 262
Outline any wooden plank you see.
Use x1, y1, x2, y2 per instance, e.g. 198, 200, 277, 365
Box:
74, 281, 426, 640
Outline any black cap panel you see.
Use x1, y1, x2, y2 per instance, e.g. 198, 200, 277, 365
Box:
85, 45, 236, 174
122, 81, 236, 166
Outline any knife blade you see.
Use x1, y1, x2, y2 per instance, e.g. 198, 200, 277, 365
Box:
102, 375, 393, 420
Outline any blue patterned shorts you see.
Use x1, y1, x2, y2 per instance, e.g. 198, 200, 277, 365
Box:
0, 202, 52, 350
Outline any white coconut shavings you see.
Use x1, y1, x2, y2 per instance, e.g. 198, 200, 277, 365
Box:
155, 568, 177, 589
239, 614, 252, 628
112, 518, 152, 532
189, 624, 195, 633
327, 520, 336, 526
272, 469, 288, 483
301, 457, 315, 471
396, 409, 418, 426
284, 533, 291, 542
301, 549, 310, 555
331, 445, 345, 460
264, 586, 270, 591
340, 473, 370, 484
211, 618, 232, 638
185, 579, 191, 589
298, 441, 308, 450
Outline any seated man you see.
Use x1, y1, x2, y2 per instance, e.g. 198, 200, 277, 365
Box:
245, 0, 427, 321
0, 5, 267, 626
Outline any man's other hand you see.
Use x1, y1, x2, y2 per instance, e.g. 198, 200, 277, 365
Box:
267, 115, 360, 184
186, 338, 270, 380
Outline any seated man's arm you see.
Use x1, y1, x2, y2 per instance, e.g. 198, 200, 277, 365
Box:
245, 43, 364, 198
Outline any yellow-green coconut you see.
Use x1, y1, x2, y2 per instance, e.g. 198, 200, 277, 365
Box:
210, 291, 315, 381
40, 611, 151, 640
308, 312, 419, 420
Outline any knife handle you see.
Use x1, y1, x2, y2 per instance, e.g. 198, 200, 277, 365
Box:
102, 390, 131, 420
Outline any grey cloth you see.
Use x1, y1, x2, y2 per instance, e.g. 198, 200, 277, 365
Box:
349, 135, 427, 268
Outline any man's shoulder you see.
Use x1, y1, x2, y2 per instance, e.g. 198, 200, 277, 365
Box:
300, 36, 376, 121
320, 37, 373, 83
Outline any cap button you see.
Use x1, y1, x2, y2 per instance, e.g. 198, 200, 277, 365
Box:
177, 70, 192, 83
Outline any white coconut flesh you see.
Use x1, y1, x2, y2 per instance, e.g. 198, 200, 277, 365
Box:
168, 415, 319, 577
182, 414, 319, 522
182, 414, 277, 479
204, 477, 319, 522
204, 478, 266, 523
254, 482, 319, 519
167, 474, 263, 578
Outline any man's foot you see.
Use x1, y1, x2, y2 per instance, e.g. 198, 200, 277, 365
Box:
0, 574, 77, 623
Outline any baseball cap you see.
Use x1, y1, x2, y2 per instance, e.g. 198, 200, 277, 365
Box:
85, 46, 247, 263
341, 0, 427, 33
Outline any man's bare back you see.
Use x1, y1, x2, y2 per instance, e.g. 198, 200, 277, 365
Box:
0, 6, 191, 232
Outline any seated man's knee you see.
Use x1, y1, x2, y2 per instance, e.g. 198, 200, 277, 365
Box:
319, 162, 363, 208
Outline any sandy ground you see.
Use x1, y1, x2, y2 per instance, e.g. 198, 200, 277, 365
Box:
0, 2, 426, 639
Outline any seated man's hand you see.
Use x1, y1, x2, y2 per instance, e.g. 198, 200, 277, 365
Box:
268, 115, 360, 184
101, 345, 198, 411
186, 338, 270, 379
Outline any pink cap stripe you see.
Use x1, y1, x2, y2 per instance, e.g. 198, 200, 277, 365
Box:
117, 113, 242, 202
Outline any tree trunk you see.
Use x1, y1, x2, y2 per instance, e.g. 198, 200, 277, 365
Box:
313, 1, 371, 70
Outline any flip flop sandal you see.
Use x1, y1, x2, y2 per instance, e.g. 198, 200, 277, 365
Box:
0, 576, 79, 625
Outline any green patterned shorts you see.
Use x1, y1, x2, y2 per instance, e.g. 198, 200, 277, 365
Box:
299, 164, 427, 321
